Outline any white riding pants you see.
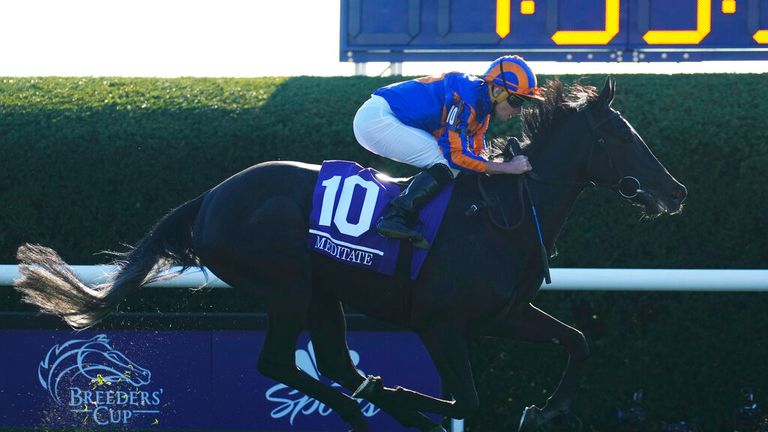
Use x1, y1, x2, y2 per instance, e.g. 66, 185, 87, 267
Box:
353, 95, 458, 175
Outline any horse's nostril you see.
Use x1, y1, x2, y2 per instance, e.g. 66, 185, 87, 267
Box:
671, 185, 687, 201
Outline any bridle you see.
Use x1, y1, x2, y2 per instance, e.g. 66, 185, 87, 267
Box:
470, 104, 646, 232
515, 107, 646, 199
581, 107, 644, 199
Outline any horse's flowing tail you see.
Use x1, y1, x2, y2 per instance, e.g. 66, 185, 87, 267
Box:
14, 194, 206, 329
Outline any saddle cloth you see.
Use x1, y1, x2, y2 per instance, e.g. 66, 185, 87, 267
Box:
307, 160, 454, 280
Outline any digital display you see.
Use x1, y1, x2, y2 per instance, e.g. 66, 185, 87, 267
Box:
340, 0, 768, 62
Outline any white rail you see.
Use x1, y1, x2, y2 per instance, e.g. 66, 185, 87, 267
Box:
1, 265, 766, 291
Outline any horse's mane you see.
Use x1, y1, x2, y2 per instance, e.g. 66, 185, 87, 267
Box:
488, 79, 598, 161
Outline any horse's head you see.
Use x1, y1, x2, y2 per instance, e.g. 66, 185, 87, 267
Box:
582, 78, 687, 216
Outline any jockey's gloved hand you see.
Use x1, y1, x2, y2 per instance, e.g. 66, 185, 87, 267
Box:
487, 156, 532, 175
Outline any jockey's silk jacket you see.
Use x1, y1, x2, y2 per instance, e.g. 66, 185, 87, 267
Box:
374, 72, 492, 172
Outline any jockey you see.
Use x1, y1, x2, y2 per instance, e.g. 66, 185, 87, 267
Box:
353, 55, 545, 248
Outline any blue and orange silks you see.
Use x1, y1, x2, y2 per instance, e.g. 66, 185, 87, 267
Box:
373, 72, 493, 173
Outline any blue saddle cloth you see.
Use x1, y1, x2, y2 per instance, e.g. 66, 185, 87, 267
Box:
307, 160, 454, 280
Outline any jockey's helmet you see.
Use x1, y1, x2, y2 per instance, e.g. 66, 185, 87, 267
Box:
483, 55, 545, 104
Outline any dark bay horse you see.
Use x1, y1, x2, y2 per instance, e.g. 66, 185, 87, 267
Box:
15, 79, 686, 431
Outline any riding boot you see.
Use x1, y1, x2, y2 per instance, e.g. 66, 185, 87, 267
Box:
376, 163, 454, 249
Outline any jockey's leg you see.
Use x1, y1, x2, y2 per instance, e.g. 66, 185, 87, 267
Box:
353, 95, 458, 249
485, 303, 589, 430
376, 163, 454, 248
307, 296, 442, 431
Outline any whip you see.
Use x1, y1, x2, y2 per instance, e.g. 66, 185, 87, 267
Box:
508, 138, 551, 284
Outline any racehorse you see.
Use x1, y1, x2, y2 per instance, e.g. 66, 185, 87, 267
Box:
15, 78, 686, 431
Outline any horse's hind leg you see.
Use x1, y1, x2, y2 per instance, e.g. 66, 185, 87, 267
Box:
486, 303, 589, 431
207, 263, 369, 430
307, 295, 442, 431
197, 197, 369, 431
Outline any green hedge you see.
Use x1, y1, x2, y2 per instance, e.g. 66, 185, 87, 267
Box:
1, 75, 767, 430
1, 75, 765, 267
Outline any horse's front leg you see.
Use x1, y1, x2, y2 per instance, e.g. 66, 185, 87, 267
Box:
485, 303, 589, 431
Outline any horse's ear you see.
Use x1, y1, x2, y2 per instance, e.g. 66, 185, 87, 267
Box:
597, 77, 616, 107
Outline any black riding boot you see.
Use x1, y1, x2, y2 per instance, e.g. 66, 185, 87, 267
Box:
375, 164, 454, 249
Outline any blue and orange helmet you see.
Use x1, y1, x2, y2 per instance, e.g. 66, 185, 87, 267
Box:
483, 55, 544, 103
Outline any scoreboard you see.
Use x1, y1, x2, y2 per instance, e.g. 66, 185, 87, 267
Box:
340, 0, 768, 62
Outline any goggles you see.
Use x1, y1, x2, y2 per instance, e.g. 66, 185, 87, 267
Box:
496, 91, 527, 109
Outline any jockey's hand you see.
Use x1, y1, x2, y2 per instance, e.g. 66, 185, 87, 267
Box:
487, 156, 532, 175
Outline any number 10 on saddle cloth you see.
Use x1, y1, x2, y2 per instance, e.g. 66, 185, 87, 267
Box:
307, 160, 454, 279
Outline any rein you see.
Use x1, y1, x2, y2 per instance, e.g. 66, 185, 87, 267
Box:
469, 174, 526, 231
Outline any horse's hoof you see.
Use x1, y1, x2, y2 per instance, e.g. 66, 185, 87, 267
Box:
352, 375, 382, 399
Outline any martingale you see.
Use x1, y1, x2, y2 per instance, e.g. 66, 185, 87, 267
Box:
307, 160, 453, 279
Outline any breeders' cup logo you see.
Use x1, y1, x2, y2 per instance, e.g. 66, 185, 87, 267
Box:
38, 334, 164, 426
266, 341, 380, 425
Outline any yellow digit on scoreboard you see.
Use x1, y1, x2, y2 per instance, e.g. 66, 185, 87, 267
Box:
750, 0, 768, 44
643, 0, 712, 44
551, 0, 620, 45
496, 0, 511, 38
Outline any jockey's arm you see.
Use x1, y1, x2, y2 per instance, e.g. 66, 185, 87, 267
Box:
439, 105, 532, 175
439, 99, 489, 172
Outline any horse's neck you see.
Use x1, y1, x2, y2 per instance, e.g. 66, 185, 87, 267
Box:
526, 124, 590, 251
533, 179, 583, 252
